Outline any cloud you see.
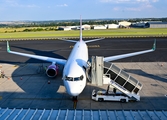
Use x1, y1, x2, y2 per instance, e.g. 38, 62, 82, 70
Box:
136, 0, 149, 2
26, 4, 40, 8
145, 3, 153, 8
125, 7, 141, 11
112, 1, 154, 12
101, 0, 157, 12
152, 0, 159, 2
100, 0, 159, 3
3, 0, 39, 8
136, 0, 159, 2
56, 4, 68, 7
12, 4, 40, 8
100, 0, 131, 3
113, 7, 120, 11
113, 7, 141, 11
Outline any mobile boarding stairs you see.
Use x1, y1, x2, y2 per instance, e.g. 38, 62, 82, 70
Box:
89, 56, 142, 101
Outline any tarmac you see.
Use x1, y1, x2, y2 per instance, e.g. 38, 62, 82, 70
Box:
0, 38, 167, 110
0, 62, 167, 110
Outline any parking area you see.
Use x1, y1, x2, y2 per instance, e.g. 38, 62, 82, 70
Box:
0, 62, 167, 110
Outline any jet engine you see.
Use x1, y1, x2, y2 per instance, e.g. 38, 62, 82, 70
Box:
46, 64, 58, 77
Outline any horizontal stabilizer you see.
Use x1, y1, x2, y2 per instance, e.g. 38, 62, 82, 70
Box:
85, 38, 104, 43
59, 38, 104, 43
59, 39, 77, 43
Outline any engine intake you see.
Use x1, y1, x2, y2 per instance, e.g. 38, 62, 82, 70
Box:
46, 64, 58, 77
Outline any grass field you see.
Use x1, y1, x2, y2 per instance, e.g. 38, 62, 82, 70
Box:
0, 28, 167, 39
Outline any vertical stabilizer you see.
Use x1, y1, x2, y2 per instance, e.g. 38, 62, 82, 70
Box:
80, 16, 82, 42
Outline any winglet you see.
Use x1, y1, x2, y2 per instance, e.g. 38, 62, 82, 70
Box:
152, 39, 156, 51
7, 41, 10, 52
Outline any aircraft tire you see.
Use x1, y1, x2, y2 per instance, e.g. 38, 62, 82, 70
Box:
120, 99, 126, 103
98, 98, 104, 102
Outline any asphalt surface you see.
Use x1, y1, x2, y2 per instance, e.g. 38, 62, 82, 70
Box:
0, 37, 167, 63
0, 37, 167, 110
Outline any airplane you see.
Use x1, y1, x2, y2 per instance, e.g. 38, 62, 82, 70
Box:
7, 18, 156, 100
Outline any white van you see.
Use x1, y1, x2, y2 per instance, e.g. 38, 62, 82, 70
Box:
92, 90, 129, 103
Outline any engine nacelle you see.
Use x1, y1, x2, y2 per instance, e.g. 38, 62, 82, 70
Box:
46, 64, 58, 77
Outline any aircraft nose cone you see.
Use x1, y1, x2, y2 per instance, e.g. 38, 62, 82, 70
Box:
64, 81, 82, 96
67, 87, 80, 96
69, 91, 80, 96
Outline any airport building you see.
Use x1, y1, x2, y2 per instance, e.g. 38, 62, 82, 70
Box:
119, 21, 131, 28
131, 22, 149, 28
148, 22, 167, 28
105, 24, 119, 29
58, 25, 91, 31
58, 26, 75, 31
131, 21, 167, 28
82, 24, 91, 30
93, 25, 107, 30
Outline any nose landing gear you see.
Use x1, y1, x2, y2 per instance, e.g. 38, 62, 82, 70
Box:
73, 96, 78, 109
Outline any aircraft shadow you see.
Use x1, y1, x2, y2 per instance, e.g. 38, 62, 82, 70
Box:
11, 46, 66, 63
0, 44, 70, 109
124, 68, 167, 83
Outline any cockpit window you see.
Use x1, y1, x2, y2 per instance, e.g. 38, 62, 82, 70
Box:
65, 76, 73, 81
74, 77, 80, 81
80, 75, 84, 80
65, 75, 84, 81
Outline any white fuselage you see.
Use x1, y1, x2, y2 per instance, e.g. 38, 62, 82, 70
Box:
63, 40, 88, 96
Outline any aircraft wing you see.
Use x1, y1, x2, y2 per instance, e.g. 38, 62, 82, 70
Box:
104, 40, 156, 62
7, 41, 67, 65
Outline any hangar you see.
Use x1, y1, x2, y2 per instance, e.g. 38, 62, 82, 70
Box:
131, 22, 149, 28
148, 22, 167, 28
58, 25, 91, 31
106, 24, 119, 29
82, 24, 91, 30
93, 25, 106, 30
119, 21, 131, 28
58, 26, 74, 31
131, 21, 167, 28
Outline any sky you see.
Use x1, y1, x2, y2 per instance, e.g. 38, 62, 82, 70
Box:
0, 0, 167, 21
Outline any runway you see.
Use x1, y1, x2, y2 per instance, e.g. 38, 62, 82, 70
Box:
0, 38, 167, 110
